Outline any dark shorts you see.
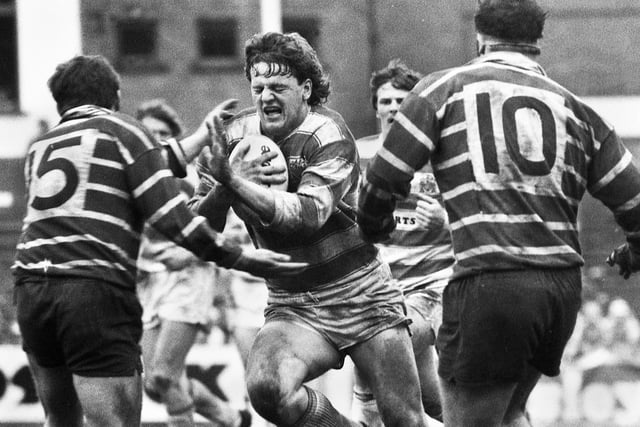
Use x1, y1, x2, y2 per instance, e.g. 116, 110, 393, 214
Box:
436, 268, 581, 386
15, 276, 143, 377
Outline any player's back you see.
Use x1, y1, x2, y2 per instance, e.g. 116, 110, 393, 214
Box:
400, 51, 631, 277
14, 108, 169, 289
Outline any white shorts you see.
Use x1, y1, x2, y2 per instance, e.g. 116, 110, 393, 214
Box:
228, 270, 268, 329
404, 278, 445, 341
137, 262, 217, 332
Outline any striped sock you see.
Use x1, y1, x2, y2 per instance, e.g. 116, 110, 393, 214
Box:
291, 385, 361, 427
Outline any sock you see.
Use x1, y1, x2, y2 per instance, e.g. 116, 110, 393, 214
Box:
351, 391, 382, 427
291, 385, 361, 427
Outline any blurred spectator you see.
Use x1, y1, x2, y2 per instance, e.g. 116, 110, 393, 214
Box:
559, 294, 640, 422
603, 297, 640, 364
578, 299, 609, 359
0, 294, 20, 344
560, 296, 608, 421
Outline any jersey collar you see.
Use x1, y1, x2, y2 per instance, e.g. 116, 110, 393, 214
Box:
471, 51, 547, 76
60, 105, 113, 124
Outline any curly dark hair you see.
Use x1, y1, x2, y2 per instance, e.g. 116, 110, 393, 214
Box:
244, 32, 330, 106
475, 0, 547, 43
369, 59, 423, 110
48, 55, 120, 115
135, 99, 184, 138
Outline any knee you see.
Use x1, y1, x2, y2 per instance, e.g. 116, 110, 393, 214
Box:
422, 397, 443, 422
246, 376, 291, 421
143, 372, 176, 403
377, 400, 427, 427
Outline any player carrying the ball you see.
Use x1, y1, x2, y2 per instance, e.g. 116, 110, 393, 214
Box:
190, 32, 429, 426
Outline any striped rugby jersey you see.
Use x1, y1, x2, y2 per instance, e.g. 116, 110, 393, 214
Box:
13, 105, 241, 290
358, 134, 454, 293
192, 105, 379, 291
358, 51, 640, 279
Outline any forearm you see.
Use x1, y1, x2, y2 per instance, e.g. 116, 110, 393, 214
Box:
225, 174, 276, 225
178, 128, 209, 163
357, 181, 397, 242
188, 181, 234, 232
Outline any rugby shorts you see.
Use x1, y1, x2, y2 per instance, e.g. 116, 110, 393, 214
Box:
15, 275, 143, 377
137, 261, 216, 332
436, 267, 581, 386
264, 258, 409, 363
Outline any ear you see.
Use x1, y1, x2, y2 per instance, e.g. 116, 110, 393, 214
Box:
302, 79, 312, 102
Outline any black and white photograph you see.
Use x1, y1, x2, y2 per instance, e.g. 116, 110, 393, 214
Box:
0, 1, 639, 426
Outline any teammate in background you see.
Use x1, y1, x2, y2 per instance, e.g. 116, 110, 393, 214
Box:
216, 209, 275, 426
191, 32, 429, 426
357, 1, 640, 426
135, 99, 251, 427
12, 55, 306, 427
352, 59, 454, 426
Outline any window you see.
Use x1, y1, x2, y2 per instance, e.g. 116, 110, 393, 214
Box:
283, 17, 320, 50
198, 17, 237, 58
115, 18, 167, 73
0, 1, 18, 113
191, 17, 240, 72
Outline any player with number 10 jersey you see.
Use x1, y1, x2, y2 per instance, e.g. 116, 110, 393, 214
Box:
360, 52, 640, 279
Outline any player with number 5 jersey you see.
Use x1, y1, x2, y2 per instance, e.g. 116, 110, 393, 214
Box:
358, 1, 640, 426
12, 54, 306, 427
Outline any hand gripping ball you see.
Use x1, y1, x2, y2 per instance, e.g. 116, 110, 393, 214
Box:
229, 134, 289, 191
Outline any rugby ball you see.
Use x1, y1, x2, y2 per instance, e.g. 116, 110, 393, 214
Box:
229, 134, 289, 191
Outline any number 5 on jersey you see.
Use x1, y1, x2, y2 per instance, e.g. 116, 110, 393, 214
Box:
28, 138, 82, 211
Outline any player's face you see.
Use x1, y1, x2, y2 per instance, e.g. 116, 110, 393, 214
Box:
376, 82, 410, 136
141, 116, 173, 141
250, 62, 312, 141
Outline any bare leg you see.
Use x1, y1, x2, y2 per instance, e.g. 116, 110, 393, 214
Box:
440, 376, 516, 427
503, 365, 541, 427
350, 324, 428, 427
73, 373, 142, 427
409, 304, 442, 422
233, 325, 260, 367
245, 320, 358, 426
26, 355, 83, 427
141, 320, 242, 426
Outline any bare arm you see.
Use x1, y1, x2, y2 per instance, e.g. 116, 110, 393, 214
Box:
189, 133, 287, 228
158, 99, 239, 178
179, 99, 239, 161
203, 117, 282, 225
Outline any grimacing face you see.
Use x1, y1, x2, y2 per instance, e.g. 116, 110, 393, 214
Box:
250, 62, 312, 141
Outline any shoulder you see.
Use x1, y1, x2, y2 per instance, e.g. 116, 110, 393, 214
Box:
299, 106, 354, 146
92, 111, 156, 149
